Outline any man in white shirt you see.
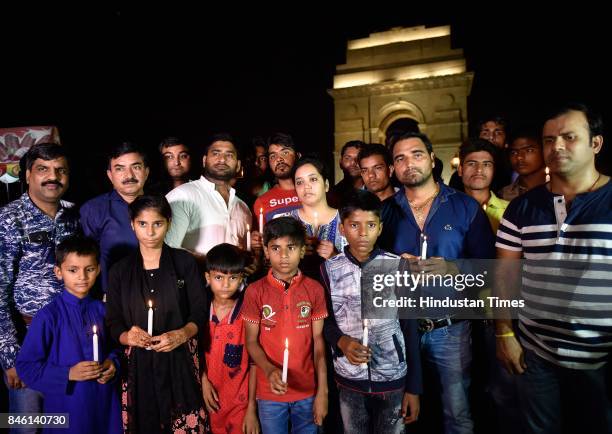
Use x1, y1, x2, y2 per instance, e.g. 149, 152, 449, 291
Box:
165, 133, 252, 258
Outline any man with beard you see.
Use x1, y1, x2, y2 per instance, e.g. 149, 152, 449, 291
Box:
165, 133, 252, 256
252, 132, 301, 228
0, 143, 79, 423
358, 143, 397, 202
158, 136, 193, 193
80, 141, 150, 292
380, 132, 494, 434
328, 140, 365, 208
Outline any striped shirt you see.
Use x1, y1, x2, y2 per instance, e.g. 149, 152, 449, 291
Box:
496, 181, 612, 369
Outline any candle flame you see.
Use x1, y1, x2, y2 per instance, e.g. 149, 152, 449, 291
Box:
247, 223, 250, 231
93, 325, 97, 334
285, 338, 288, 348
423, 235, 427, 241
148, 300, 153, 308
545, 166, 550, 175
260, 208, 263, 214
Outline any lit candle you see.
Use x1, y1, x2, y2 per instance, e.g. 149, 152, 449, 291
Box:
482, 203, 488, 212
246, 224, 251, 251
545, 166, 550, 183
420, 234, 428, 260
281, 338, 289, 383
313, 211, 319, 237
92, 325, 99, 362
259, 208, 264, 232
361, 319, 369, 368
147, 300, 153, 336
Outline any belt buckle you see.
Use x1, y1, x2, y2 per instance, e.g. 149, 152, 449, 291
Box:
418, 318, 435, 333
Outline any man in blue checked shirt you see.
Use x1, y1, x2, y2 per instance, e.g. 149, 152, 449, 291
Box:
380, 132, 495, 434
0, 143, 80, 428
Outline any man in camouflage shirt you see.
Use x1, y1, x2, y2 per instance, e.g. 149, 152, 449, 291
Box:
0, 143, 79, 421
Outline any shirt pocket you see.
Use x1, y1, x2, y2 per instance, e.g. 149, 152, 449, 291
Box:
223, 343, 243, 369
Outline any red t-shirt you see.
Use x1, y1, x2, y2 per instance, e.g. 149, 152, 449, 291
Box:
253, 186, 301, 230
205, 296, 250, 426
241, 270, 328, 402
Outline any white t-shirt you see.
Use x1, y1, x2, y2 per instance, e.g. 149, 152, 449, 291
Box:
165, 176, 252, 254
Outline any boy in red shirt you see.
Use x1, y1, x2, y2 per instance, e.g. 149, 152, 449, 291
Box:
202, 243, 259, 434
242, 217, 328, 433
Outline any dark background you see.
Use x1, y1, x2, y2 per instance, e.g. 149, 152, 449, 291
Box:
1, 5, 609, 205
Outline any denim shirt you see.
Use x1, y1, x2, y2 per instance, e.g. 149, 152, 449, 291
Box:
0, 193, 80, 369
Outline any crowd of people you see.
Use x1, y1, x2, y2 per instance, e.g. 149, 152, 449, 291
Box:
0, 102, 610, 434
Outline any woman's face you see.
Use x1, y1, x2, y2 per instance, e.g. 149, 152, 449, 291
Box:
294, 163, 329, 207
131, 208, 170, 249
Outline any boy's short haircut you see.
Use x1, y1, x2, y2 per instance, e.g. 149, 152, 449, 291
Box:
339, 190, 382, 222
55, 235, 100, 266
458, 138, 499, 165
206, 243, 247, 274
263, 216, 306, 247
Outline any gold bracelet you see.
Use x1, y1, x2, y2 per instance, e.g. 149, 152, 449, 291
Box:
495, 331, 515, 338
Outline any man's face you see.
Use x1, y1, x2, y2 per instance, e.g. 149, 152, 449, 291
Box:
254, 145, 268, 173
360, 154, 393, 194
392, 138, 435, 187
458, 151, 495, 192
340, 210, 382, 259
26, 157, 70, 204
509, 137, 544, 176
268, 143, 297, 180
479, 121, 507, 148
161, 144, 191, 179
107, 152, 149, 197
340, 146, 362, 178
542, 110, 603, 176
203, 140, 240, 182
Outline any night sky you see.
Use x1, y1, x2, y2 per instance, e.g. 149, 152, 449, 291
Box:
2, 5, 609, 204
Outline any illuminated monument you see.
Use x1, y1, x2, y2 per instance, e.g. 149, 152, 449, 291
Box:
329, 25, 473, 182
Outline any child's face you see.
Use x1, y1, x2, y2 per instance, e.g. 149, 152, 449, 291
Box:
205, 270, 243, 301
340, 210, 382, 259
264, 236, 305, 278
54, 253, 100, 299
131, 208, 170, 249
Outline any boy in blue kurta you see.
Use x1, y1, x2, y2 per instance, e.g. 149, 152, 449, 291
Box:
16, 236, 122, 434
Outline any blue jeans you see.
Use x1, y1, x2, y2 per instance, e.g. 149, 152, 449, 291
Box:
258, 396, 318, 434
7, 384, 44, 434
420, 320, 473, 434
338, 386, 405, 434
518, 349, 612, 434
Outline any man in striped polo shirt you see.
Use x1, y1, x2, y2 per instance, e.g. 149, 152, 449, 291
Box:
495, 103, 612, 433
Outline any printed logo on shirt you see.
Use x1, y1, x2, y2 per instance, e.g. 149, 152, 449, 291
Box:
444, 224, 453, 231
269, 196, 299, 207
262, 304, 277, 321
296, 301, 312, 328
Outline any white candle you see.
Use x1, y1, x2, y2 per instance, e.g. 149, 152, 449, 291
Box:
147, 300, 153, 335
259, 208, 264, 232
92, 325, 99, 362
545, 166, 550, 183
246, 224, 251, 251
313, 211, 319, 237
281, 338, 289, 383
361, 319, 369, 368
420, 234, 428, 260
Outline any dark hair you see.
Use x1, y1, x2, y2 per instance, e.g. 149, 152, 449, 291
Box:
477, 115, 508, 132
543, 102, 603, 139
358, 143, 392, 166
128, 194, 172, 221
341, 140, 365, 157
263, 216, 306, 247
107, 141, 147, 169
25, 143, 68, 171
509, 126, 542, 147
267, 132, 297, 152
459, 138, 499, 164
340, 189, 382, 222
206, 243, 247, 274
292, 156, 330, 183
55, 235, 100, 266
389, 131, 434, 155
203, 133, 238, 158
159, 136, 189, 153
